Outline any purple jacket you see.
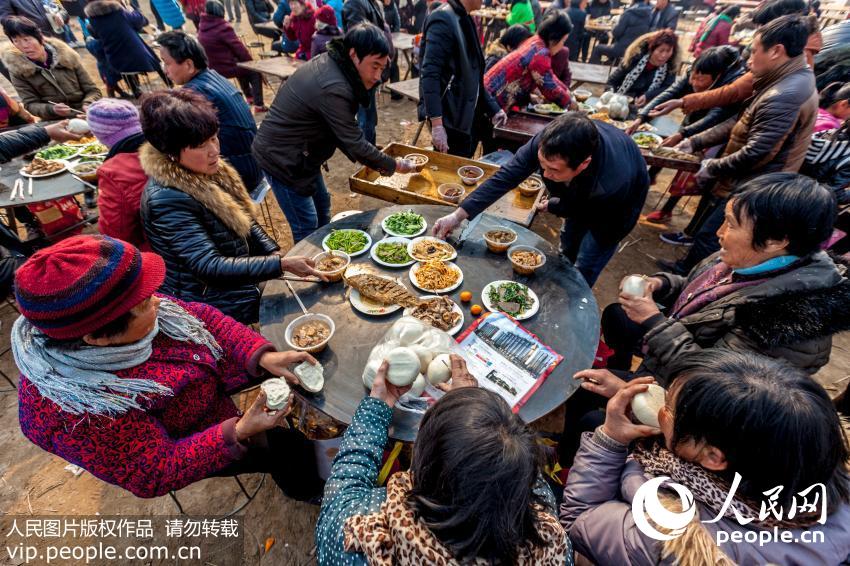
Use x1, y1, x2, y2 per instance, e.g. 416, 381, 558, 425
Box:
197, 14, 253, 78
560, 431, 850, 565
310, 26, 342, 59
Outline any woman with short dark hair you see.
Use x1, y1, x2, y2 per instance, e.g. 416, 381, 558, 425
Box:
138, 89, 324, 324
1, 15, 101, 119
317, 358, 573, 564
561, 349, 850, 564
485, 12, 574, 111
484, 24, 533, 72
606, 28, 678, 107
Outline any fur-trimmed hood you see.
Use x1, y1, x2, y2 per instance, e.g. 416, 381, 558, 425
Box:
622, 31, 680, 72
84, 0, 124, 18
737, 259, 850, 350
2, 38, 82, 79
139, 143, 258, 237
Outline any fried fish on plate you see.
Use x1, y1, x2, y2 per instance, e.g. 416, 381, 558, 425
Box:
344, 269, 420, 308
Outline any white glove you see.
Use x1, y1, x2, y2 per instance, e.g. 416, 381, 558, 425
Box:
395, 158, 417, 174
674, 139, 694, 154
432, 209, 468, 239
492, 109, 508, 127
431, 124, 449, 153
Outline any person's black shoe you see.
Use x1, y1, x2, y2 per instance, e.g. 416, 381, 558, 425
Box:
656, 258, 687, 275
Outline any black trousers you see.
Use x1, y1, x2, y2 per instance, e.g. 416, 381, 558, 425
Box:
237, 71, 264, 106
446, 110, 496, 158
213, 425, 324, 501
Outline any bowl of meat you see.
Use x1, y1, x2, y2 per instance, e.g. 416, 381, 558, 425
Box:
285, 313, 335, 353
483, 228, 517, 253
508, 244, 546, 276
457, 165, 484, 186
312, 250, 350, 282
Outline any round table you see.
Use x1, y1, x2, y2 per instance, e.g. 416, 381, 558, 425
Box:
0, 156, 93, 208
259, 205, 600, 441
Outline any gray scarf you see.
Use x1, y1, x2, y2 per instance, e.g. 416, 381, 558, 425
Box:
618, 53, 668, 96
12, 298, 223, 417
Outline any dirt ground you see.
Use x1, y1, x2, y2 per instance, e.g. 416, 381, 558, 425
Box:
0, 14, 848, 566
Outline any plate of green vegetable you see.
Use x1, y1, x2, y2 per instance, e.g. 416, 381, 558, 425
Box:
370, 236, 415, 267
322, 229, 372, 256
381, 210, 427, 237
482, 280, 539, 320
35, 144, 79, 161
78, 143, 108, 156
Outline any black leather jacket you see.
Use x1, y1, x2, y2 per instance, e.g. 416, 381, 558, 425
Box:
139, 147, 282, 324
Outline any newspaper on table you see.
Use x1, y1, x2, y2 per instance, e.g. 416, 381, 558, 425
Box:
454, 311, 563, 412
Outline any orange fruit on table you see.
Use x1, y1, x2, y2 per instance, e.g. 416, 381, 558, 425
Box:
459, 290, 472, 303
470, 304, 483, 316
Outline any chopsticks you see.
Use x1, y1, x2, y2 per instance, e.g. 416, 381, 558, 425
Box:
285, 280, 309, 315
47, 101, 86, 116
280, 275, 322, 283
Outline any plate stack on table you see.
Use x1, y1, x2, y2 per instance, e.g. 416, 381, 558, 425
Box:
259, 205, 600, 441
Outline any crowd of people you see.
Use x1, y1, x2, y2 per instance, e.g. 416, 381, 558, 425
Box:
0, 0, 849, 563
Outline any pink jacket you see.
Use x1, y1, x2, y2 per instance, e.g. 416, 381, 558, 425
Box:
560, 431, 850, 565
815, 107, 843, 133
285, 6, 317, 60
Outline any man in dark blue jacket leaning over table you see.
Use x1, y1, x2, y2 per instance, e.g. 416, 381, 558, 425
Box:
433, 112, 649, 286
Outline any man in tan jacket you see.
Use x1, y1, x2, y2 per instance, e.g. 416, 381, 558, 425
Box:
661, 14, 817, 275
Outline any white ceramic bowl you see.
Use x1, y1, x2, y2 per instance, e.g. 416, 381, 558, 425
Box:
285, 313, 335, 353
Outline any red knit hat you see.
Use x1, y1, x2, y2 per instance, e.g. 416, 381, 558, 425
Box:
316, 4, 337, 27
14, 235, 166, 340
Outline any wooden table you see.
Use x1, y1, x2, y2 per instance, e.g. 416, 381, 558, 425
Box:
0, 156, 97, 234
350, 143, 544, 226
392, 31, 416, 80
386, 78, 419, 103
237, 56, 305, 80
494, 111, 700, 173
258, 205, 599, 442
570, 62, 611, 88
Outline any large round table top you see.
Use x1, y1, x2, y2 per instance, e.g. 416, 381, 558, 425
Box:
259, 205, 600, 441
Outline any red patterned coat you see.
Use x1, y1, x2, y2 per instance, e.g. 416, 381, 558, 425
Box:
484, 36, 572, 111
17, 299, 275, 498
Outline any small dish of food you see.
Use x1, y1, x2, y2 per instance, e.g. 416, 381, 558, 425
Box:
20, 157, 66, 178
312, 250, 351, 282
322, 229, 372, 256
457, 165, 484, 186
65, 135, 97, 146
285, 313, 335, 353
483, 228, 517, 253
404, 153, 429, 172
437, 183, 465, 204
371, 236, 415, 267
508, 244, 546, 276
517, 175, 543, 198
36, 145, 78, 161
409, 260, 463, 293
632, 132, 663, 150
403, 295, 464, 334
69, 160, 100, 183
574, 89, 592, 102
482, 280, 539, 320
533, 102, 566, 115
78, 143, 108, 157
408, 236, 457, 262
381, 210, 426, 237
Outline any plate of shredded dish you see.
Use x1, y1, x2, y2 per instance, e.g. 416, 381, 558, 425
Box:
482, 280, 539, 320
407, 236, 457, 262
371, 237, 415, 267
381, 210, 427, 237
322, 229, 372, 256
404, 295, 464, 335
409, 260, 463, 293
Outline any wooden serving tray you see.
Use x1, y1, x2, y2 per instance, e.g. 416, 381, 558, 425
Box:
349, 143, 543, 226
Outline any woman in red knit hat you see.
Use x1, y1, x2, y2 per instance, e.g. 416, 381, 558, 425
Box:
12, 234, 324, 500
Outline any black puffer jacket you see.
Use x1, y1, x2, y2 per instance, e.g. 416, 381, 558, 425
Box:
139, 143, 282, 324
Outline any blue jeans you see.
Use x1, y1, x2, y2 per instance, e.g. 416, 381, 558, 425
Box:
357, 89, 377, 145
559, 219, 618, 287
267, 172, 331, 243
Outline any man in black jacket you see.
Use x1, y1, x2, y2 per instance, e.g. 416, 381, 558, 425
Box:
343, 0, 392, 144
418, 0, 507, 157
433, 113, 649, 286
253, 24, 415, 242
590, 0, 651, 63
648, 0, 678, 31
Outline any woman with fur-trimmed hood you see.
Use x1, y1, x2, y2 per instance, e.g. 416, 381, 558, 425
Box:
606, 29, 678, 109
1, 16, 101, 119
138, 90, 325, 324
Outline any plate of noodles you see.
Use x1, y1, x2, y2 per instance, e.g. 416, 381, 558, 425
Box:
409, 260, 463, 293
407, 236, 457, 262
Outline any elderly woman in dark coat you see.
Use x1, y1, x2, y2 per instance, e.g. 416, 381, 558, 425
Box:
138, 89, 324, 324
606, 29, 678, 107
198, 0, 265, 110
